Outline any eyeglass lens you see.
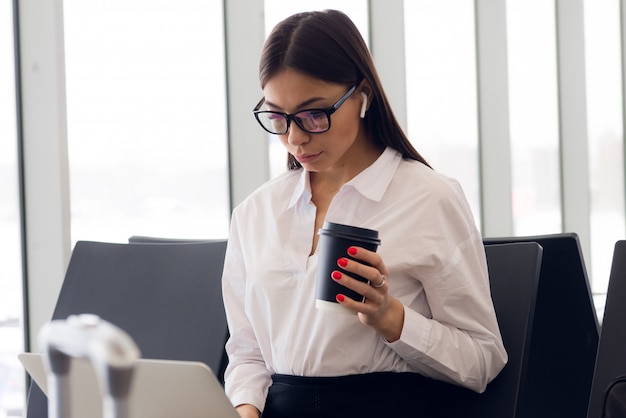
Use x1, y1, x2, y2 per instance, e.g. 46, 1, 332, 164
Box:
257, 110, 330, 134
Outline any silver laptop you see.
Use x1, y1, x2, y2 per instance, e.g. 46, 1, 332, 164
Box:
19, 352, 239, 418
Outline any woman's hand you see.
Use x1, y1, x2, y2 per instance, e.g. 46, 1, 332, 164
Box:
236, 404, 260, 418
332, 246, 405, 342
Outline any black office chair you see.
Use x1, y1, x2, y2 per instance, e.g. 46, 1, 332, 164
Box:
25, 239, 229, 418
126, 235, 230, 386
432, 241, 542, 418
483, 233, 600, 418
587, 240, 626, 418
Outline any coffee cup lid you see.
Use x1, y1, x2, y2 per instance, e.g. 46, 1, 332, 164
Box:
318, 222, 381, 245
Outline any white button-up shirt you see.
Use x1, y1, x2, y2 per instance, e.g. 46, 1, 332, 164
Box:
222, 147, 507, 411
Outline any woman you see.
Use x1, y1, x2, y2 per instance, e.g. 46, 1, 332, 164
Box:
222, 9, 507, 418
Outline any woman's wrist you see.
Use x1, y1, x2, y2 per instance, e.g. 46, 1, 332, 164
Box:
236, 403, 261, 418
376, 298, 405, 342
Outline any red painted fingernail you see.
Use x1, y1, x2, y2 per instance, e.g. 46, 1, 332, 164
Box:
348, 246, 357, 256
336, 294, 345, 303
332, 271, 342, 280
338, 257, 348, 267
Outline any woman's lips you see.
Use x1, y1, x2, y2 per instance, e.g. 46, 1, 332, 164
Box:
295, 152, 321, 164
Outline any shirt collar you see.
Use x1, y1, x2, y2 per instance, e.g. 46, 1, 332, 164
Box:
288, 168, 311, 208
345, 147, 400, 201
288, 147, 401, 208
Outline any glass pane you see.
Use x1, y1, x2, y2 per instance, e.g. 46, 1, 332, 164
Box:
507, 0, 561, 235
0, 1, 26, 417
584, 0, 625, 312
262, 0, 369, 179
64, 0, 230, 244
404, 0, 481, 227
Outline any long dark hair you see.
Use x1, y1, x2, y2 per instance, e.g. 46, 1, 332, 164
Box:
259, 9, 431, 170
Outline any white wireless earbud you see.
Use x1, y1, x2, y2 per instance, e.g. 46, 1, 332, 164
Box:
360, 92, 368, 118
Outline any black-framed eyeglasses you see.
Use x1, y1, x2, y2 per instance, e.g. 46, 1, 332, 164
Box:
252, 84, 357, 135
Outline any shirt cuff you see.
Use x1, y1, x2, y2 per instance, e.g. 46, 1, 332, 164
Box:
383, 305, 432, 360
229, 389, 267, 414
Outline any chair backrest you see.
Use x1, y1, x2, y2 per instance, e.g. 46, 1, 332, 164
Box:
126, 236, 230, 386
483, 233, 600, 418
26, 239, 228, 418
128, 235, 224, 244
433, 241, 542, 418
587, 240, 626, 418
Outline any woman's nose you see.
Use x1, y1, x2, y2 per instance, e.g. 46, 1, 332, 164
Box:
287, 123, 311, 146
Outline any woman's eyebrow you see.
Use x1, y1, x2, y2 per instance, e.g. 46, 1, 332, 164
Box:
264, 96, 326, 112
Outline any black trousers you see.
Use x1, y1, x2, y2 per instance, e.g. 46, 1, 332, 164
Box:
261, 372, 437, 418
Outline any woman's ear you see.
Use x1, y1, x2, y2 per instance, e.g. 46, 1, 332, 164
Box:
360, 92, 368, 118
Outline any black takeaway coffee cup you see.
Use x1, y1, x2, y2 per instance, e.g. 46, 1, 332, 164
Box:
315, 222, 381, 313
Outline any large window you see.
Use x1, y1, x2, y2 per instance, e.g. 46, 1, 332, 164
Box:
404, 0, 481, 226
0, 1, 25, 417
584, 0, 625, 311
506, 0, 562, 235
63, 0, 230, 244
